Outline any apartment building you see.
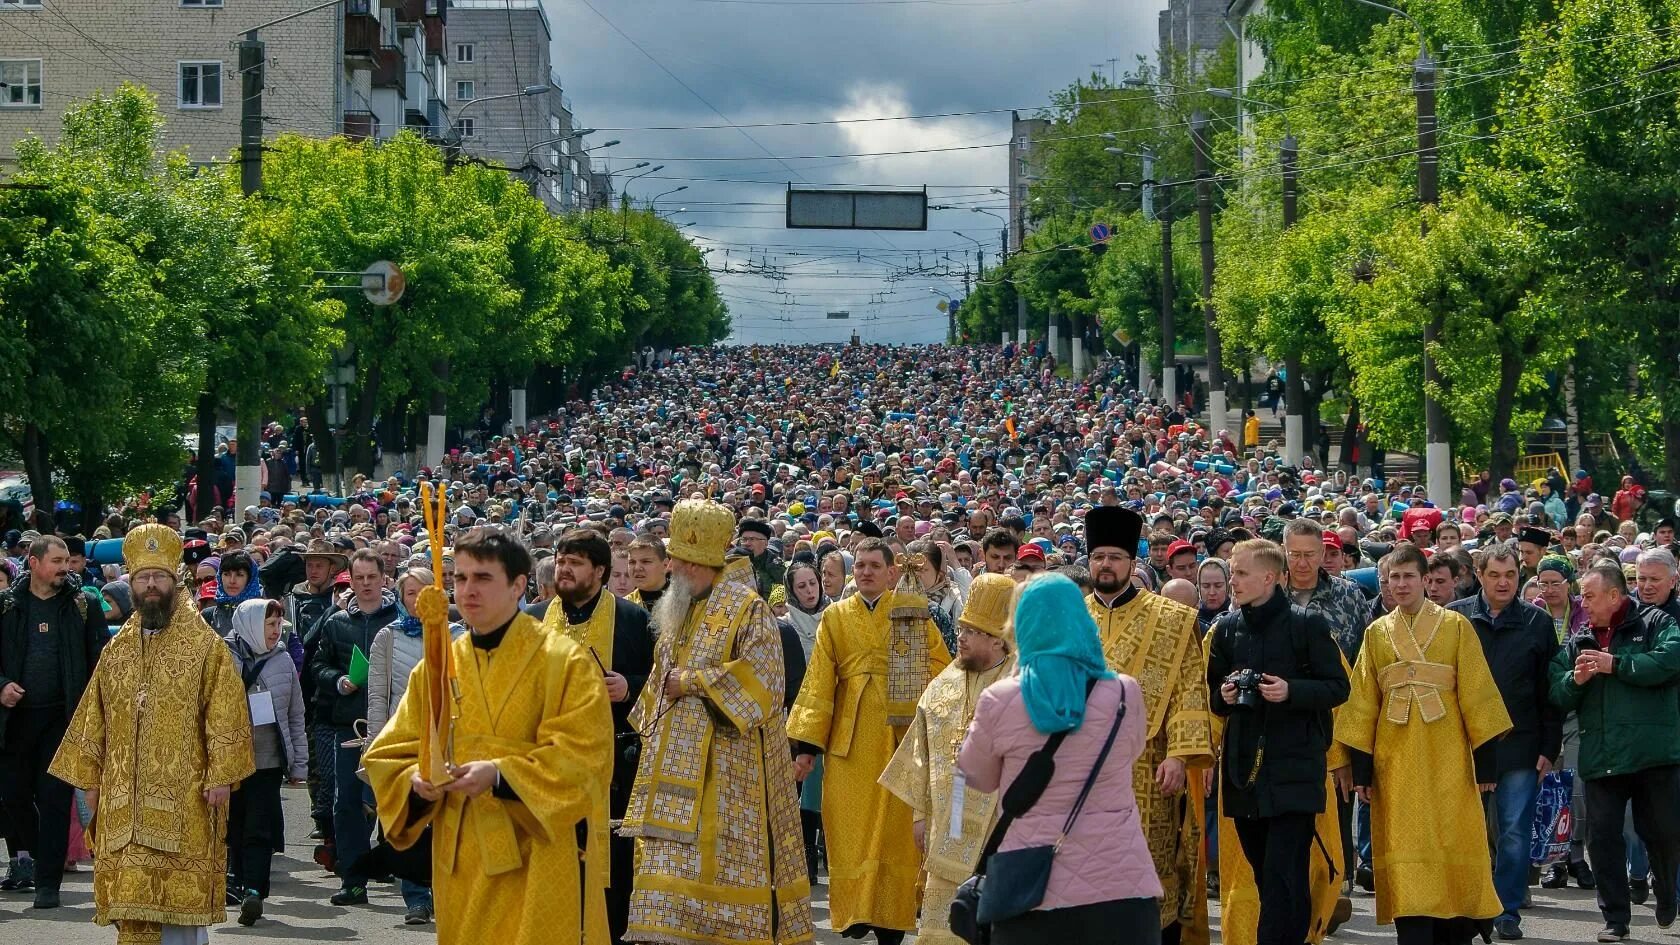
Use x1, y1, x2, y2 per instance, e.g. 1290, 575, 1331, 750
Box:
446, 0, 606, 214
1158, 0, 1230, 73
0, 0, 448, 166
1008, 110, 1049, 254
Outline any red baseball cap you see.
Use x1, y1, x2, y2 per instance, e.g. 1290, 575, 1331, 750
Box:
1016, 544, 1046, 562
1321, 531, 1344, 551
197, 581, 217, 602
1165, 539, 1196, 560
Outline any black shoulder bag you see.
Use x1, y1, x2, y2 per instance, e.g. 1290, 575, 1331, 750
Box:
949, 679, 1127, 944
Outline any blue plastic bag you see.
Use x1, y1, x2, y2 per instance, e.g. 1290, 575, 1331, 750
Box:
1531, 769, 1575, 866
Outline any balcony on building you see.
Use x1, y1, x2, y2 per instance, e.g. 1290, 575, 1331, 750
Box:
343, 110, 379, 141
345, 5, 381, 66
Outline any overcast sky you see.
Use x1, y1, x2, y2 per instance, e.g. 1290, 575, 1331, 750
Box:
538, 0, 1163, 345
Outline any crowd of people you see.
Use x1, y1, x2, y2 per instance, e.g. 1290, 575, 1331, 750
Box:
1, 341, 1678, 945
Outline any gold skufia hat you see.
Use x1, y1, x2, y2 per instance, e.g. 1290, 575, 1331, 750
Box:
959, 573, 1017, 641
124, 523, 183, 578
668, 499, 735, 568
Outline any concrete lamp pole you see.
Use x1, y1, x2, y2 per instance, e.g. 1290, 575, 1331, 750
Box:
437, 84, 548, 461
1348, 0, 1445, 501
970, 208, 1010, 344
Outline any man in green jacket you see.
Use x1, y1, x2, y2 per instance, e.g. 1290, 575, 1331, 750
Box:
1550, 561, 1680, 944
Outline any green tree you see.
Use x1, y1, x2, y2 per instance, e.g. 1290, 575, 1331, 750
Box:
4, 87, 227, 519
1487, 0, 1680, 487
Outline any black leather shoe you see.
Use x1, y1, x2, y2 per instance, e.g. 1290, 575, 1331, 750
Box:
239, 891, 262, 926
1540, 864, 1569, 889
1632, 878, 1650, 905
1356, 865, 1375, 892
1572, 860, 1598, 890
32, 887, 60, 909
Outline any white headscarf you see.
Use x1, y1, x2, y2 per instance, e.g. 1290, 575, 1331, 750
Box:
231, 598, 275, 656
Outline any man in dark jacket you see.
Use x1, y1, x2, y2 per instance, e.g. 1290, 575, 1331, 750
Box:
734, 518, 783, 599
1550, 562, 1680, 943
272, 539, 346, 842
307, 548, 397, 907
1636, 548, 1680, 626
1448, 541, 1561, 941
1207, 538, 1350, 945
539, 528, 654, 944
0, 535, 108, 907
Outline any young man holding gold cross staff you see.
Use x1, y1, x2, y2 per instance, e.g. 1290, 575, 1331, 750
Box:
364, 483, 617, 944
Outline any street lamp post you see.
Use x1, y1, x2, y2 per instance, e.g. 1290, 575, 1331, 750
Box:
1190, 111, 1224, 436
519, 127, 595, 199
650, 186, 688, 216
448, 84, 551, 168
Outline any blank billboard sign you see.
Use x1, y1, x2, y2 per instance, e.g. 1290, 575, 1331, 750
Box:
787, 187, 928, 230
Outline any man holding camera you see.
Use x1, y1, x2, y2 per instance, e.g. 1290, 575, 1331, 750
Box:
1549, 561, 1680, 943
1206, 539, 1350, 945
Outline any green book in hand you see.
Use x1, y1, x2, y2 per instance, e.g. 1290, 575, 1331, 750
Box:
349, 644, 370, 689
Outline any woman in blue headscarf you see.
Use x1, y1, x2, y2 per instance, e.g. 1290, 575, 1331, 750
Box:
958, 573, 1160, 943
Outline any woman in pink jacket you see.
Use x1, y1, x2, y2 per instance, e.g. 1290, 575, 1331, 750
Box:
958, 572, 1160, 943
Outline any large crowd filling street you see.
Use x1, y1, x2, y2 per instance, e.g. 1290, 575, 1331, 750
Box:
2, 342, 1679, 945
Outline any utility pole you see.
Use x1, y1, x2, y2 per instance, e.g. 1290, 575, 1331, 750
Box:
1416, 45, 1447, 503
1160, 184, 1176, 407
1192, 111, 1223, 435
1348, 0, 1447, 500
1280, 134, 1307, 466
229, 34, 267, 510
224, 0, 346, 505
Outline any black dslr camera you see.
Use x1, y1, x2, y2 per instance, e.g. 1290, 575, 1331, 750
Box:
1225, 668, 1264, 711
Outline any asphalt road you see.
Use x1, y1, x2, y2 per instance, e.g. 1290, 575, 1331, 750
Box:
0, 792, 1654, 944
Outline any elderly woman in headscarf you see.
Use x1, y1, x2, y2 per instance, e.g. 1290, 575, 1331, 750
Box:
957, 573, 1160, 944
818, 544, 852, 601
783, 557, 831, 882
223, 598, 308, 926
905, 538, 964, 654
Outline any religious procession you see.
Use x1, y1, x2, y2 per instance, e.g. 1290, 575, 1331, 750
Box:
2, 344, 1679, 945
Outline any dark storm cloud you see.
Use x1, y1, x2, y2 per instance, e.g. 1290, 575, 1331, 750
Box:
538, 0, 1163, 342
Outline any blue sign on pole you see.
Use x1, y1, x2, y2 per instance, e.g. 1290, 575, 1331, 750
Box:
1089, 222, 1112, 243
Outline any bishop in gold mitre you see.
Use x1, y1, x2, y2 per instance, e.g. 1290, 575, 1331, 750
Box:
621, 499, 814, 945
1082, 506, 1213, 942
51, 523, 255, 945
879, 572, 1017, 945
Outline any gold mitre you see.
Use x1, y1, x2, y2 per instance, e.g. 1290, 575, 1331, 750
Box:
124, 523, 182, 578
959, 573, 1017, 642
668, 499, 735, 568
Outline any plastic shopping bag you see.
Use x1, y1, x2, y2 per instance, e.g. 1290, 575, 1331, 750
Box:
1531, 769, 1575, 866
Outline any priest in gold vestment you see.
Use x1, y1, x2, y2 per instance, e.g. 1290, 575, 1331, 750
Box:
788, 537, 952, 945
878, 573, 1017, 945
50, 524, 255, 945
1334, 544, 1511, 945
363, 527, 617, 945
1081, 507, 1212, 943
620, 499, 813, 945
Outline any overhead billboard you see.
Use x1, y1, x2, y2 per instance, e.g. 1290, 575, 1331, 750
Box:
787, 186, 928, 231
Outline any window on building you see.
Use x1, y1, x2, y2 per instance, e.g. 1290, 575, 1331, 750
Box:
179, 0, 225, 7
455, 80, 473, 101
1, 0, 46, 8
549, 115, 559, 136
458, 117, 475, 138
455, 43, 473, 63
178, 61, 221, 108
0, 59, 41, 107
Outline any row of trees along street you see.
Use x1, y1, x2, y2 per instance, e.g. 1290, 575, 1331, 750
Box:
0, 86, 729, 518
961, 0, 1680, 490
